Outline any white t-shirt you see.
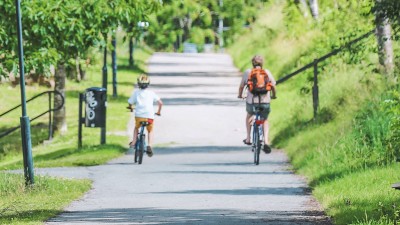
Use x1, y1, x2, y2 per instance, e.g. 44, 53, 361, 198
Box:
240, 68, 276, 104
128, 89, 160, 119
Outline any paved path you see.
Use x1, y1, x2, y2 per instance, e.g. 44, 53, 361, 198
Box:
40, 53, 331, 224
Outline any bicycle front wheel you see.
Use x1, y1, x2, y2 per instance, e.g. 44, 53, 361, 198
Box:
253, 125, 260, 165
134, 148, 138, 163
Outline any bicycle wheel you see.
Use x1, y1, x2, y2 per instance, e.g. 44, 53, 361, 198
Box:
138, 135, 145, 164
253, 125, 260, 165
134, 147, 138, 163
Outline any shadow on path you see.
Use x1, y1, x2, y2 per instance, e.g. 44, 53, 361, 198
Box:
47, 208, 331, 225
151, 170, 292, 175
151, 186, 306, 196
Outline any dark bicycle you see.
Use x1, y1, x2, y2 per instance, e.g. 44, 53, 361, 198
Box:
252, 104, 265, 165
134, 120, 150, 164
128, 106, 160, 165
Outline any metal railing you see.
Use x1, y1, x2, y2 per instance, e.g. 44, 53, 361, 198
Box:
0, 90, 64, 140
276, 29, 375, 119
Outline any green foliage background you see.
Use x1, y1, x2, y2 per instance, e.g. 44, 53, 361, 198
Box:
229, 0, 400, 224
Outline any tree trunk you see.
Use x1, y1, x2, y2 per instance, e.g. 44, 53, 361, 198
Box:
294, 0, 309, 18
308, 0, 319, 20
129, 37, 134, 67
75, 56, 81, 82
375, 3, 394, 75
79, 63, 86, 80
53, 62, 67, 134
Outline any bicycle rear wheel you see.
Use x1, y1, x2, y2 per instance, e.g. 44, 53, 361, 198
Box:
138, 135, 145, 164
253, 125, 260, 165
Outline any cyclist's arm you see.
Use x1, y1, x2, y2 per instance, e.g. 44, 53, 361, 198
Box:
266, 69, 277, 99
156, 99, 163, 115
238, 86, 245, 99
238, 70, 249, 98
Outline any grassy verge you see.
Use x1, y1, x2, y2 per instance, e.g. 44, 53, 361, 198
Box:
228, 1, 400, 224
0, 172, 91, 225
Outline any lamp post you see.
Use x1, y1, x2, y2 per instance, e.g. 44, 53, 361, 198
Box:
137, 21, 149, 45
15, 0, 34, 186
218, 0, 224, 52
101, 32, 107, 144
111, 31, 117, 98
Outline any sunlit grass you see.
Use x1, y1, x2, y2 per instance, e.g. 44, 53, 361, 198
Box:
0, 172, 91, 225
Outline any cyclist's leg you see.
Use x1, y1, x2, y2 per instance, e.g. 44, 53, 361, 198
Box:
147, 124, 154, 147
130, 117, 141, 147
245, 103, 255, 144
260, 104, 271, 145
146, 122, 154, 157
245, 113, 253, 143
263, 120, 269, 145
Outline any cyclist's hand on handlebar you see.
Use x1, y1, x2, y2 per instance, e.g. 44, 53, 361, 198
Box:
127, 106, 134, 112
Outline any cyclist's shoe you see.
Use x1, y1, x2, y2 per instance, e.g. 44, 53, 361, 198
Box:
263, 144, 272, 154
146, 146, 153, 157
243, 139, 252, 145
129, 141, 135, 148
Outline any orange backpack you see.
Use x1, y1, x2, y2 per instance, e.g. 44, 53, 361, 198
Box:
247, 68, 272, 95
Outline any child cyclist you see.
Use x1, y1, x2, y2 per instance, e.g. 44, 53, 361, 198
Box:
127, 74, 163, 157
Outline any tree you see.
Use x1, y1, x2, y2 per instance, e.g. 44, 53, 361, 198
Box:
0, 1, 58, 79
374, 0, 395, 75
294, 0, 310, 18
308, 0, 319, 20
146, 0, 269, 51
21, 0, 107, 133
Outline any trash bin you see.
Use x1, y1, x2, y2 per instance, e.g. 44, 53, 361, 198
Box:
84, 87, 107, 128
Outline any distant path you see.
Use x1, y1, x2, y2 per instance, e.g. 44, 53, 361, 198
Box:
39, 53, 331, 224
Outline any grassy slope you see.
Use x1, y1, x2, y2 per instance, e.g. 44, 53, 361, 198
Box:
228, 1, 400, 224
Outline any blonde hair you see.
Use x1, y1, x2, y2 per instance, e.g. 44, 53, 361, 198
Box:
251, 55, 264, 68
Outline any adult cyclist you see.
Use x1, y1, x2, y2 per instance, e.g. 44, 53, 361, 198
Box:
237, 55, 276, 153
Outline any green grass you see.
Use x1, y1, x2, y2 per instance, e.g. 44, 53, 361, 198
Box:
0, 33, 153, 224
315, 165, 400, 225
0, 37, 153, 167
228, 1, 400, 224
0, 172, 91, 225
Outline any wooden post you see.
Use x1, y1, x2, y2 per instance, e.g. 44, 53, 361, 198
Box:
312, 59, 319, 119
78, 93, 83, 148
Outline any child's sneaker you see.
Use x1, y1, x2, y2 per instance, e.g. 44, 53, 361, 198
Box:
146, 146, 153, 157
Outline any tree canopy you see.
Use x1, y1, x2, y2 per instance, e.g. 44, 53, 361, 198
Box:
0, 0, 162, 78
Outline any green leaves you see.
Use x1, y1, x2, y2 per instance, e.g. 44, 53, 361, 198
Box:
145, 0, 268, 51
0, 0, 162, 78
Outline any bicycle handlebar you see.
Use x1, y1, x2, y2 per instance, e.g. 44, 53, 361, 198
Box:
127, 106, 161, 116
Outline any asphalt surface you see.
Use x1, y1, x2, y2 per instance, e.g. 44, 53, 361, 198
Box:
39, 53, 331, 224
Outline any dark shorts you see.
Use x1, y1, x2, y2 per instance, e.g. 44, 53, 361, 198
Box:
246, 103, 271, 119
